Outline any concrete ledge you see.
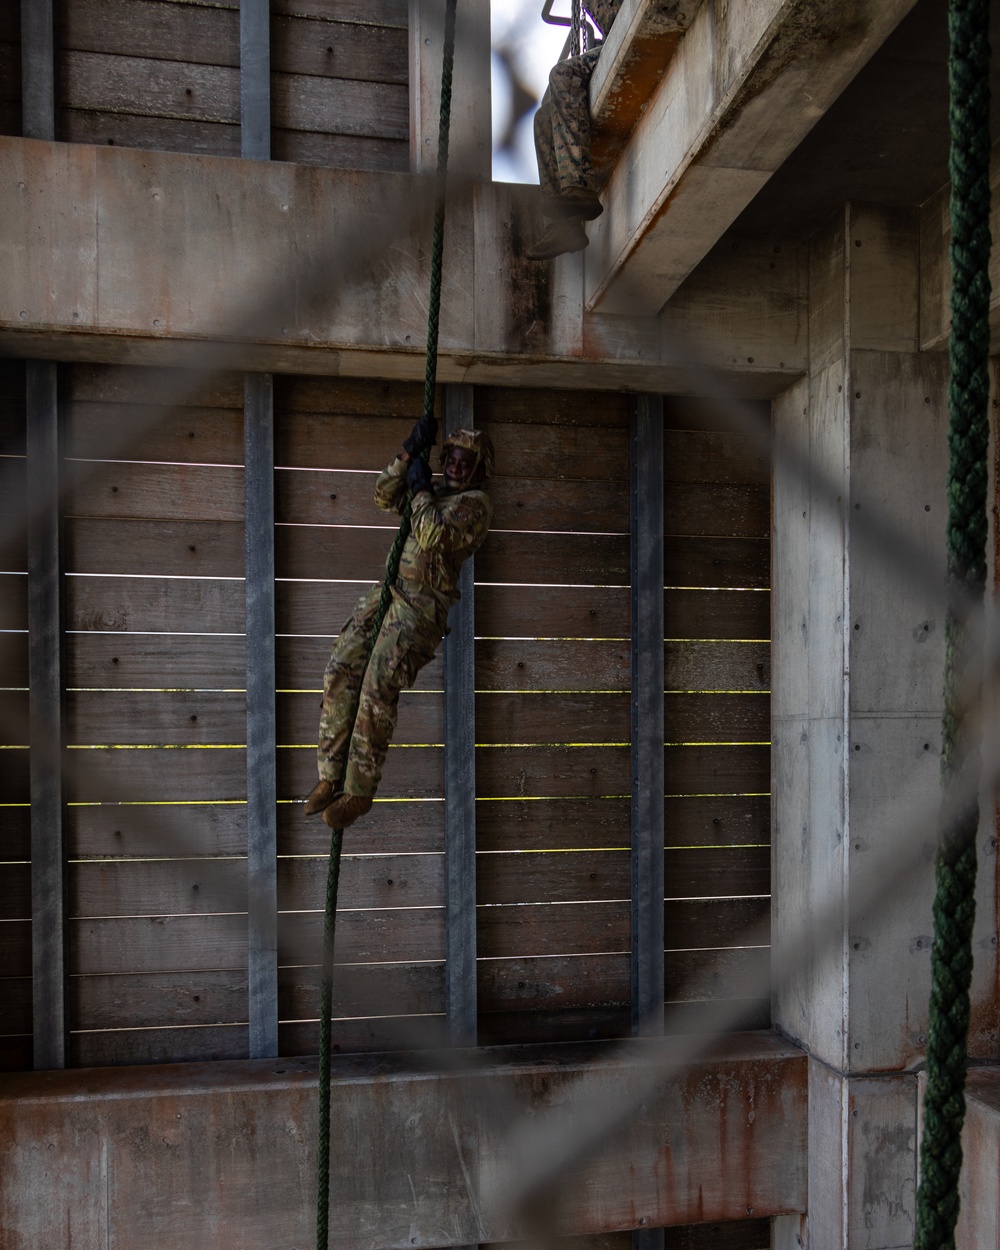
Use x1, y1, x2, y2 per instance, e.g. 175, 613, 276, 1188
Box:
956, 1068, 1000, 1249
0, 136, 805, 395
0, 1033, 807, 1250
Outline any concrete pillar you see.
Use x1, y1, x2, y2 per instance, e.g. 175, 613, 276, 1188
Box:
771, 202, 1000, 1249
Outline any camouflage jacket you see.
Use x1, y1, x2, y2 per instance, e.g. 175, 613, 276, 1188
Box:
374, 456, 492, 616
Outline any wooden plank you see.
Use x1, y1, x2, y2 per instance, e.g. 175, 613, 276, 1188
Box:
278, 1014, 447, 1055
278, 853, 442, 910
475, 692, 631, 745
664, 396, 771, 436
71, 969, 248, 1030
66, 518, 244, 577
472, 388, 630, 429
271, 71, 407, 139
66, 633, 246, 689
0, 691, 29, 745
475, 640, 630, 692
276, 0, 408, 27
62, 743, 440, 804
67, 802, 248, 860
0, 978, 31, 1035
664, 945, 770, 1001
63, 400, 243, 462
0, 1037, 33, 1072
69, 852, 441, 917
664, 846, 770, 898
276, 469, 628, 534
664, 795, 770, 849
0, 524, 27, 572
663, 431, 770, 486
274, 374, 425, 417
665, 641, 770, 691
67, 691, 246, 744
2, 751, 29, 803
64, 365, 243, 410
66, 461, 244, 521
26, 358, 66, 1069
278, 798, 445, 856
0, 807, 31, 862
477, 900, 630, 958
475, 585, 630, 640
476, 847, 769, 908
663, 896, 770, 950
664, 483, 769, 539
477, 1007, 629, 1045
478, 952, 629, 1012
62, 51, 241, 124
275, 527, 631, 587
269, 129, 407, 171
65, 797, 445, 860
476, 745, 630, 799
665, 589, 770, 641
67, 574, 245, 633
664, 693, 770, 741
663, 536, 770, 590
477, 851, 629, 906
664, 745, 770, 797
70, 1025, 248, 1067
271, 13, 407, 83
0, 864, 30, 920
70, 858, 248, 919
484, 423, 630, 483
278, 961, 443, 1019
64, 745, 248, 803
71, 906, 443, 973
60, 0, 239, 66
0, 921, 32, 976
0, 456, 25, 515
240, 0, 269, 160
0, 567, 25, 627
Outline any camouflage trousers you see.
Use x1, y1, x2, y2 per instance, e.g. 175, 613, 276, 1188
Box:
317, 585, 443, 798
533, 47, 603, 204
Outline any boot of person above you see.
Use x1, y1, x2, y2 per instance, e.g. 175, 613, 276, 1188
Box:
321, 792, 374, 830
303, 778, 335, 815
525, 214, 590, 261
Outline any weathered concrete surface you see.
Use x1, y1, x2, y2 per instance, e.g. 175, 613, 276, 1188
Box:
584, 0, 919, 315
0, 135, 805, 396
0, 1034, 807, 1250
956, 1068, 1000, 1249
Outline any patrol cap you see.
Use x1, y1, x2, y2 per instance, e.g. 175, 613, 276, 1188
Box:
441, 428, 495, 481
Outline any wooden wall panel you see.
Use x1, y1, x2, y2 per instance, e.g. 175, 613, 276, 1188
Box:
472, 390, 632, 1041
56, 0, 409, 170
270, 0, 408, 170
0, 4, 20, 137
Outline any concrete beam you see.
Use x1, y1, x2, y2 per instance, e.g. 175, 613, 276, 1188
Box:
0, 1035, 808, 1249
584, 0, 918, 316
0, 136, 805, 397
920, 139, 1000, 353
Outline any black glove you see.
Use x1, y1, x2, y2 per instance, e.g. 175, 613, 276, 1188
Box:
407, 455, 433, 495
402, 413, 438, 459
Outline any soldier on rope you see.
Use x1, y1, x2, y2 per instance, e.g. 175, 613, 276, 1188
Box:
304, 419, 494, 829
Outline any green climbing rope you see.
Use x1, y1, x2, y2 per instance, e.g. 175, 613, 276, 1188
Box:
315, 3, 459, 1247
914, 1, 991, 1246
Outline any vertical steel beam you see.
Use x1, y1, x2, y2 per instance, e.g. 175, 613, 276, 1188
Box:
23, 0, 64, 1070
20, 0, 55, 141
443, 385, 478, 1047
630, 395, 665, 1250
240, 0, 276, 1056
245, 374, 278, 1058
240, 0, 270, 160
630, 394, 665, 1035
27, 360, 67, 1070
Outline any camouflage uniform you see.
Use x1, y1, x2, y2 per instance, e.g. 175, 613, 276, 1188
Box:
533, 0, 623, 204
317, 456, 492, 799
